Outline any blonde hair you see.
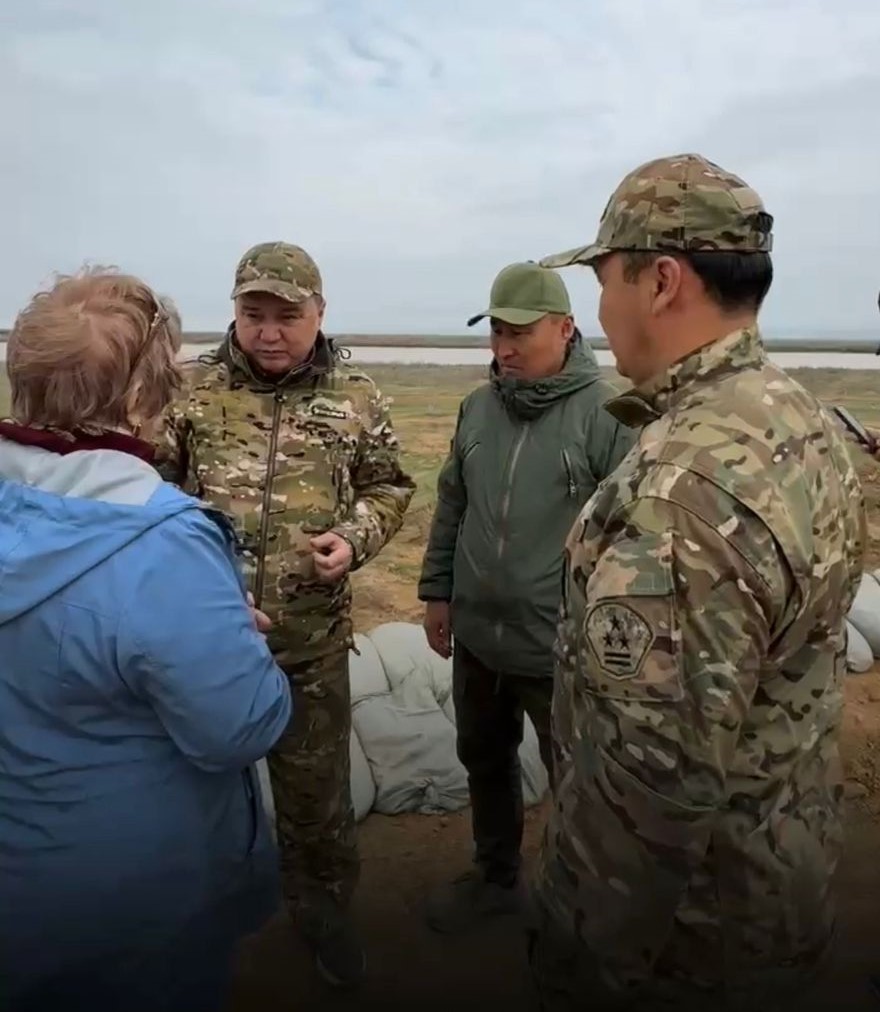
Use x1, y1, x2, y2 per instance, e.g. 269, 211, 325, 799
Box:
7, 267, 183, 433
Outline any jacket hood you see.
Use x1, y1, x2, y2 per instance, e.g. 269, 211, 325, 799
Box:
0, 438, 198, 625
490, 331, 603, 420
213, 325, 341, 390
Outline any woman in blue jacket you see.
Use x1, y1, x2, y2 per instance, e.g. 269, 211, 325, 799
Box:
0, 269, 293, 1012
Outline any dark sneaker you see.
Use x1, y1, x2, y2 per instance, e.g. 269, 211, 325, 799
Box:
298, 908, 366, 989
425, 869, 523, 934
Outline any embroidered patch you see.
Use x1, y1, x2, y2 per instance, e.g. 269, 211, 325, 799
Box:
310, 405, 349, 420
585, 602, 654, 679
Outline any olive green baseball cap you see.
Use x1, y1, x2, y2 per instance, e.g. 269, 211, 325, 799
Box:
540, 153, 773, 269
231, 241, 323, 303
467, 261, 572, 327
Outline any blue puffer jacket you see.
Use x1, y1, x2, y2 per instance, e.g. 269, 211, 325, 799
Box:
0, 432, 292, 1012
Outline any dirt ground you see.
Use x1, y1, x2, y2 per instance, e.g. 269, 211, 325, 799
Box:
226, 363, 880, 1011
231, 806, 879, 1012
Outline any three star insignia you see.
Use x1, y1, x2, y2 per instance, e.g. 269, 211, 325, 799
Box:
585, 602, 654, 679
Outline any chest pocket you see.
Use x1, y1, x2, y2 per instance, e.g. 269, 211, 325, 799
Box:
269, 400, 361, 523
561, 446, 599, 502
190, 395, 360, 531
191, 405, 270, 505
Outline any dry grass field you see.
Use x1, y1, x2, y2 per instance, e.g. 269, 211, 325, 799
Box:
1, 365, 878, 1008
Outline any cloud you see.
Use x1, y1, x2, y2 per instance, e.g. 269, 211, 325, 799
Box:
1, 0, 879, 335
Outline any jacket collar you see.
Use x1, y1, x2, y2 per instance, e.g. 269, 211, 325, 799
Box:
0, 421, 156, 463
605, 326, 766, 428
217, 325, 337, 391
489, 331, 602, 421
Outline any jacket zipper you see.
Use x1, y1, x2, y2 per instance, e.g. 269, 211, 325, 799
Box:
561, 449, 577, 499
253, 390, 284, 609
494, 422, 530, 645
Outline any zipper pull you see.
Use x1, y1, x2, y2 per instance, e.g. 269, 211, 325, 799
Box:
562, 451, 577, 499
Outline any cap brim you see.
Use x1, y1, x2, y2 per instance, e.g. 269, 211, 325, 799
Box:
230, 278, 316, 303
466, 307, 549, 328
538, 243, 609, 269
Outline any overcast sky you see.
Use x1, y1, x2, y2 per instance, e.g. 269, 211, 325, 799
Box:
2, 0, 879, 336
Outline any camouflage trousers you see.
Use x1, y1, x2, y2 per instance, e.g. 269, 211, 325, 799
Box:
526, 899, 828, 1012
265, 649, 359, 921
453, 641, 555, 888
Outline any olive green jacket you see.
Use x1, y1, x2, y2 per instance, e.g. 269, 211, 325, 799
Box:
418, 337, 636, 678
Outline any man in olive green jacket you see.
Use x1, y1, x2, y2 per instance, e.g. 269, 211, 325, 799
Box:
418, 261, 636, 933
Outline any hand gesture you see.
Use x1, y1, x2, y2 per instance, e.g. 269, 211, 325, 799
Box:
310, 532, 355, 584
246, 591, 272, 633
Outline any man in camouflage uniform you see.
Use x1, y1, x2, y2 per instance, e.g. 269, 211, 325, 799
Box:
159, 242, 415, 988
527, 155, 866, 1010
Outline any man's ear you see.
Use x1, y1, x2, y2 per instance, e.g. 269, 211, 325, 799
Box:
650, 256, 683, 315
315, 295, 326, 324
562, 315, 575, 340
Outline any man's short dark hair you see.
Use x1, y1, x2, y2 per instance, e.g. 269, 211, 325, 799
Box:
621, 250, 773, 313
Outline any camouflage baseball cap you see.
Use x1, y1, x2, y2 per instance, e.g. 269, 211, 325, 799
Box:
467, 261, 571, 327
540, 153, 773, 269
231, 241, 322, 303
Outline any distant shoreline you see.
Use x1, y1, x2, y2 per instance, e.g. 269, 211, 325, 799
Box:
2, 331, 874, 354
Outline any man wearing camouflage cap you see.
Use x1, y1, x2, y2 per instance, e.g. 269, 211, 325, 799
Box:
527, 155, 866, 1010
159, 242, 415, 988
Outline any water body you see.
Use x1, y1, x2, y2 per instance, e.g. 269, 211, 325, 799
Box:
0, 344, 877, 370
336, 346, 880, 371
170, 345, 880, 370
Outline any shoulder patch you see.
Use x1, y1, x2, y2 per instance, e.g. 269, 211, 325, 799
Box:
585, 601, 654, 678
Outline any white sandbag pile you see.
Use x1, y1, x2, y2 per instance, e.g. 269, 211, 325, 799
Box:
255, 583, 880, 827
255, 622, 549, 826
846, 570, 880, 674
846, 621, 873, 673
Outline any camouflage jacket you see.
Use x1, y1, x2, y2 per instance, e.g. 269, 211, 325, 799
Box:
157, 330, 415, 666
534, 327, 866, 1005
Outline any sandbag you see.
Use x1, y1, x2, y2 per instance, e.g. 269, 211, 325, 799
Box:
349, 632, 390, 704
440, 694, 457, 725
352, 695, 469, 815
846, 621, 874, 673
349, 729, 376, 821
847, 573, 880, 657
255, 623, 549, 827
521, 715, 550, 806
369, 622, 451, 703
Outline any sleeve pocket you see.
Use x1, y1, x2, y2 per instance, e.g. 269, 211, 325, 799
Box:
579, 530, 684, 702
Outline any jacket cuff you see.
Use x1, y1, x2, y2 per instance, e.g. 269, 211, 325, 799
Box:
417, 578, 453, 602
330, 526, 365, 571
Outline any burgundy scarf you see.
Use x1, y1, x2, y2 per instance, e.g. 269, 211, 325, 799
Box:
0, 422, 156, 463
